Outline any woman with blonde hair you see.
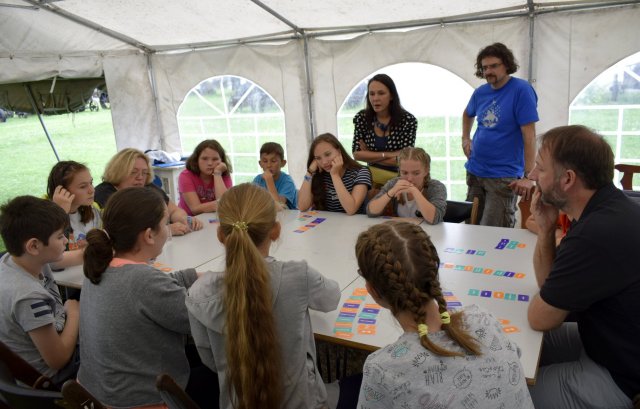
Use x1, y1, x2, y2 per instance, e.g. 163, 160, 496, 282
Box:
186, 184, 340, 409
94, 148, 202, 235
354, 221, 534, 408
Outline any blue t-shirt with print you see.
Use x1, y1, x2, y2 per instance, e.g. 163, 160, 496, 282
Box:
465, 76, 539, 178
252, 171, 298, 209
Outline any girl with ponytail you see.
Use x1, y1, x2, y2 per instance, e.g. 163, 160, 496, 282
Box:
186, 183, 340, 409
78, 187, 212, 408
355, 221, 534, 408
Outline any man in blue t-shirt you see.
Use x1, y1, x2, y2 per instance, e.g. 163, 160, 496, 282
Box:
462, 43, 539, 227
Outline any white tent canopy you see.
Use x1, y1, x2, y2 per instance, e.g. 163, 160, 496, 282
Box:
2, 0, 640, 177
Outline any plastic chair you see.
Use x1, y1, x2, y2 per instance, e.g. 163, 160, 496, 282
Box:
61, 380, 106, 409
155, 373, 201, 409
443, 197, 479, 225
614, 164, 640, 190
0, 361, 65, 409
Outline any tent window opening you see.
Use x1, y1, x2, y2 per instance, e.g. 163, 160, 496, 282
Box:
337, 62, 474, 201
177, 75, 286, 185
569, 51, 640, 190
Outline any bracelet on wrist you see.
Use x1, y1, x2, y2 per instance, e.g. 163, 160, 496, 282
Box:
304, 174, 313, 183
385, 190, 393, 199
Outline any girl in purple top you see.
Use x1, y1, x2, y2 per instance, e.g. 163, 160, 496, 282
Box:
178, 139, 233, 216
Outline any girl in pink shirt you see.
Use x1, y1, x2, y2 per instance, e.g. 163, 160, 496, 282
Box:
178, 139, 233, 215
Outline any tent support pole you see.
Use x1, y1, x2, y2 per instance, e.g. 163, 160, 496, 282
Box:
527, 0, 536, 83
302, 34, 316, 140
146, 54, 166, 151
23, 84, 60, 162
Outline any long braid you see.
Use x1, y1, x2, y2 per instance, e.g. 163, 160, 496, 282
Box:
356, 222, 481, 357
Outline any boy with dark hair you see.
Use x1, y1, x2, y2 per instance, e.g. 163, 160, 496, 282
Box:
0, 196, 80, 384
252, 142, 298, 209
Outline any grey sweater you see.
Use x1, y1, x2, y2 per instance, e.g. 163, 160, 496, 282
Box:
186, 258, 340, 409
78, 263, 197, 408
367, 177, 447, 224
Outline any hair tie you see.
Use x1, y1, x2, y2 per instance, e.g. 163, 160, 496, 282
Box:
231, 221, 249, 231
440, 311, 451, 325
417, 324, 429, 337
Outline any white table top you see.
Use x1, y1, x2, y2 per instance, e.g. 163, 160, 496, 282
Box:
303, 215, 543, 382
52, 209, 543, 381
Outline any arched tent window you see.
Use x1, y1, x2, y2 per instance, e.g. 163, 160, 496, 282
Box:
177, 75, 286, 184
337, 63, 474, 200
570, 51, 640, 190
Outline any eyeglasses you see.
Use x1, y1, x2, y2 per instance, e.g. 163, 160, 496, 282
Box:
481, 62, 503, 72
130, 169, 149, 178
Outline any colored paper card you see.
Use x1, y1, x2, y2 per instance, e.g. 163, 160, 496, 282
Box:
340, 308, 359, 314
334, 322, 352, 328
357, 324, 377, 335
504, 293, 517, 301
294, 230, 305, 233
336, 316, 354, 323
476, 250, 486, 256
333, 327, 352, 333
350, 296, 367, 301
504, 272, 515, 278
362, 308, 380, 314
345, 299, 362, 305
468, 289, 480, 296
443, 263, 454, 269
517, 243, 527, 248
353, 288, 368, 296
446, 301, 463, 307
311, 218, 326, 223
466, 249, 476, 255
480, 290, 492, 297
515, 273, 526, 279
305, 224, 316, 228
338, 312, 356, 318
364, 303, 382, 309
518, 294, 530, 302
358, 318, 377, 324
503, 326, 520, 333
358, 313, 378, 319
343, 303, 360, 308
334, 332, 354, 339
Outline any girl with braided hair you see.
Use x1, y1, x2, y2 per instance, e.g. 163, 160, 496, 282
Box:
186, 183, 340, 409
355, 221, 533, 408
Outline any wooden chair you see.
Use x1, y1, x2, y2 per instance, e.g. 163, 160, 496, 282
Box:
61, 380, 106, 409
614, 164, 640, 190
517, 186, 536, 229
155, 373, 200, 409
0, 361, 65, 409
0, 339, 56, 391
443, 197, 479, 225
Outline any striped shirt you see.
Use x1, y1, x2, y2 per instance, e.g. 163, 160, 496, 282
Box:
321, 167, 372, 213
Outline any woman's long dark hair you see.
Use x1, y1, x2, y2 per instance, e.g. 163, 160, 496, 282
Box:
306, 133, 363, 210
363, 73, 407, 132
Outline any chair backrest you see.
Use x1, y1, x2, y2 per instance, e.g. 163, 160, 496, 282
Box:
443, 197, 479, 225
0, 361, 65, 409
61, 380, 106, 409
155, 373, 200, 409
0, 339, 56, 390
614, 164, 640, 190
517, 186, 536, 229
623, 189, 640, 205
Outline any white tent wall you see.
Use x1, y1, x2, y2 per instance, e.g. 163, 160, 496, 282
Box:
535, 6, 640, 130
103, 54, 161, 152
148, 41, 310, 174
309, 17, 531, 138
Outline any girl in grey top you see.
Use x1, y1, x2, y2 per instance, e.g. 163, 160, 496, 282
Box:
367, 147, 447, 224
78, 187, 199, 408
354, 221, 533, 408
186, 184, 340, 409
